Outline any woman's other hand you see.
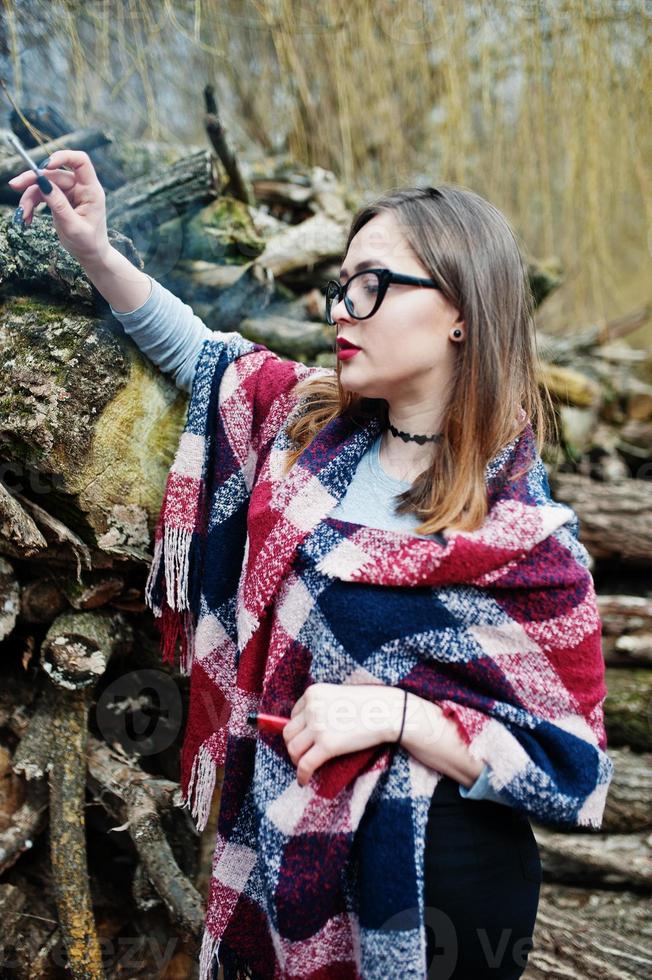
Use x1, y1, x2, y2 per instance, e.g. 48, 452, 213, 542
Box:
7, 150, 110, 266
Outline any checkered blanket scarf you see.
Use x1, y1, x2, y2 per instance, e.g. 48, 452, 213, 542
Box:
145, 334, 612, 980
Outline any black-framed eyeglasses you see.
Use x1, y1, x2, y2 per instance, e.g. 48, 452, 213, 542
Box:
324, 268, 441, 325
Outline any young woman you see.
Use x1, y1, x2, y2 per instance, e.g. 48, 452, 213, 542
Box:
8, 155, 612, 980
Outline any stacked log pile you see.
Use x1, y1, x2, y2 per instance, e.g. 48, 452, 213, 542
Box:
0, 103, 651, 978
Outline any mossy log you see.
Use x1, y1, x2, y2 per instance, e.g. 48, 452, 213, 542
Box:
0, 281, 188, 566
604, 668, 652, 751
0, 213, 142, 307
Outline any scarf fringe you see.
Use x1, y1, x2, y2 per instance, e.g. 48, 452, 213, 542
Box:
148, 604, 195, 675
145, 531, 197, 675
198, 928, 221, 980
185, 740, 218, 832
145, 524, 193, 612
199, 931, 257, 980
164, 523, 193, 611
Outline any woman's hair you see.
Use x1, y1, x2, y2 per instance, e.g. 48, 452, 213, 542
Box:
284, 184, 556, 536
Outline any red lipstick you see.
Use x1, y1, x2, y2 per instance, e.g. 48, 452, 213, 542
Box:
336, 337, 361, 360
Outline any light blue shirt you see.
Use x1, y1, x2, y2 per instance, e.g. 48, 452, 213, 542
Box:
110, 276, 509, 807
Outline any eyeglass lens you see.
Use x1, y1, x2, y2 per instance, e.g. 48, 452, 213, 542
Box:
327, 270, 381, 322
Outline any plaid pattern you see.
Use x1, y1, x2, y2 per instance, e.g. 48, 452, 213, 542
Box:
145, 336, 613, 980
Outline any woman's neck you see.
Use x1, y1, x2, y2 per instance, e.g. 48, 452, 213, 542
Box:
378, 429, 437, 483
379, 402, 442, 482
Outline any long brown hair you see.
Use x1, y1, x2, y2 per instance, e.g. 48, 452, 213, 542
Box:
284, 184, 556, 536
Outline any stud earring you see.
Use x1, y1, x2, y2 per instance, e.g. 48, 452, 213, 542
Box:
452, 328, 463, 339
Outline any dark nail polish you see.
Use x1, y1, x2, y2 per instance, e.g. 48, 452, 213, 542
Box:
37, 175, 53, 194
12, 206, 26, 231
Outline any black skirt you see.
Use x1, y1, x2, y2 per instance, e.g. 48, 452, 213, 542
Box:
424, 775, 542, 979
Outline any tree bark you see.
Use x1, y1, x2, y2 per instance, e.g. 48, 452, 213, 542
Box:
527, 883, 652, 979
532, 823, 652, 888
601, 747, 652, 832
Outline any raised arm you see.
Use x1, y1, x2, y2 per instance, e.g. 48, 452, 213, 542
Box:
8, 150, 236, 394
95, 251, 214, 393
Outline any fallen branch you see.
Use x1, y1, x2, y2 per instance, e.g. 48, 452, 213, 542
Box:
48, 684, 104, 979
204, 83, 254, 207
86, 737, 204, 949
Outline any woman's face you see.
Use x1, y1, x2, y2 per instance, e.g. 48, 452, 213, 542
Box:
331, 211, 463, 405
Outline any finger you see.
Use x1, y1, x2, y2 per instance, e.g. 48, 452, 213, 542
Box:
282, 713, 305, 742
290, 696, 305, 720
14, 184, 46, 223
296, 743, 329, 787
37, 176, 81, 223
286, 726, 313, 764
11, 168, 77, 198
17, 172, 82, 226
41, 149, 101, 191
7, 169, 35, 189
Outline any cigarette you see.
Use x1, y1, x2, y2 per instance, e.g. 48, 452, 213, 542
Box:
247, 711, 291, 734
5, 133, 53, 194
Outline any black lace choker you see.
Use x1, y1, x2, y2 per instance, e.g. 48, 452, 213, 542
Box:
387, 422, 443, 445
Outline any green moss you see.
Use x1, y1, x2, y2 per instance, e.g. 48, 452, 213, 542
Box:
4, 293, 69, 324
174, 196, 266, 265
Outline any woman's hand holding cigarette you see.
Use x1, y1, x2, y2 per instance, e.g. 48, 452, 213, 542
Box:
7, 150, 111, 267
283, 682, 410, 787
284, 682, 484, 789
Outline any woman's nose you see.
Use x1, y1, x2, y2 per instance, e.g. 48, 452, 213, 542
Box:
331, 295, 353, 324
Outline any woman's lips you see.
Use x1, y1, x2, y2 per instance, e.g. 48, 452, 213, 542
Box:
336, 338, 361, 360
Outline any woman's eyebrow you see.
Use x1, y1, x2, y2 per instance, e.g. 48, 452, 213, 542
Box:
339, 259, 384, 281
